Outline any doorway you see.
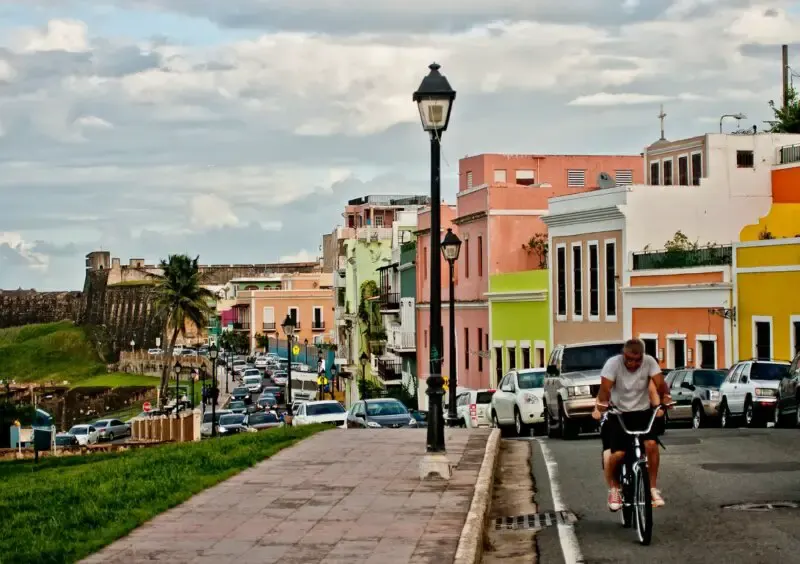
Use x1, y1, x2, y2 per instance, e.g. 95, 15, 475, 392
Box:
698, 339, 716, 369
754, 318, 772, 360
669, 337, 686, 369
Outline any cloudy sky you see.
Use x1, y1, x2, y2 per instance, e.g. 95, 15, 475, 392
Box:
0, 0, 798, 290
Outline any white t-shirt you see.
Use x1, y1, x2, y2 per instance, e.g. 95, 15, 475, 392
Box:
601, 354, 661, 412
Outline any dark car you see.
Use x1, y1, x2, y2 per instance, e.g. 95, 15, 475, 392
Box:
55, 433, 79, 447
245, 411, 281, 430
776, 351, 800, 427
665, 368, 727, 428
256, 393, 277, 411
346, 398, 418, 429
230, 386, 252, 403
261, 386, 285, 406
218, 413, 248, 435
409, 410, 428, 427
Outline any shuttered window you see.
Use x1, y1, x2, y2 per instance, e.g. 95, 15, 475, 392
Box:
567, 169, 585, 187
615, 169, 633, 185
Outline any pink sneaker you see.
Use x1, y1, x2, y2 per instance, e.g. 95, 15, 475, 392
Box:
608, 488, 622, 512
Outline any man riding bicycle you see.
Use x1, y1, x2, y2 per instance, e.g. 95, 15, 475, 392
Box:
592, 339, 671, 510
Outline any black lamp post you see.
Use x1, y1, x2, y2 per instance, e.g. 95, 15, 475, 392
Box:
209, 345, 218, 437
304, 338, 309, 365
226, 351, 231, 394
441, 228, 462, 426
173, 361, 182, 414
331, 365, 338, 400
191, 371, 198, 410
360, 352, 369, 400
282, 314, 296, 416
413, 62, 456, 453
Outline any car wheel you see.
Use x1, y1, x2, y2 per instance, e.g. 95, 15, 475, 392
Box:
692, 404, 704, 429
514, 408, 529, 437
744, 399, 754, 427
720, 400, 732, 429
773, 404, 782, 427
559, 403, 577, 440
107, 432, 114, 442
795, 402, 800, 428
544, 403, 558, 438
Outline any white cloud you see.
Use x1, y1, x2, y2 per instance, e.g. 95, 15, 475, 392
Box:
19, 19, 90, 53
0, 232, 49, 271
280, 249, 317, 263
74, 116, 113, 129
568, 93, 671, 106
190, 194, 240, 230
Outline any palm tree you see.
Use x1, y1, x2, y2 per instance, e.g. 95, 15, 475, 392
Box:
150, 254, 214, 406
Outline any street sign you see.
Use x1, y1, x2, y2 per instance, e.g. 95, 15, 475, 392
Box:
443, 376, 449, 391
292, 345, 300, 355
143, 401, 152, 412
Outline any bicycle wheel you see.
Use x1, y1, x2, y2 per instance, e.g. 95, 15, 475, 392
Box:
620, 464, 633, 528
634, 463, 653, 545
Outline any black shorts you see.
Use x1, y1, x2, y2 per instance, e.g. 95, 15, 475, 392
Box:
605, 409, 663, 453
600, 416, 611, 451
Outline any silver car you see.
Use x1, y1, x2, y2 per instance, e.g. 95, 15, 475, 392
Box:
92, 419, 130, 441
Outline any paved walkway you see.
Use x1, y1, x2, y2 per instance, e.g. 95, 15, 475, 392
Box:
83, 428, 490, 564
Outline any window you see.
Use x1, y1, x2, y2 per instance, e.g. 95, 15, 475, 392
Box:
556, 245, 567, 317
669, 337, 686, 368
792, 318, 800, 357
678, 156, 689, 185
477, 236, 483, 276
663, 159, 673, 185
464, 238, 470, 278
288, 307, 299, 328
312, 306, 323, 329
737, 150, 754, 168
567, 169, 586, 187
515, 169, 535, 186
263, 307, 275, 331
508, 347, 516, 370
649, 161, 660, 185
691, 152, 702, 185
423, 246, 428, 279
522, 347, 531, 369
571, 243, 583, 319
605, 241, 617, 319
642, 338, 657, 359
698, 339, 716, 369
588, 242, 599, 319
753, 317, 772, 360
466, 171, 474, 189
536, 346, 545, 368
495, 347, 503, 382
494, 169, 507, 183
464, 328, 470, 370
615, 170, 633, 185
478, 328, 483, 371
374, 214, 384, 227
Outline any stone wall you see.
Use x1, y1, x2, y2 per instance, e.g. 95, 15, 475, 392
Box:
106, 260, 321, 285
0, 290, 83, 329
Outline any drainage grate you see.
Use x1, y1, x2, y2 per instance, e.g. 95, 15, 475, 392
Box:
494, 510, 577, 530
722, 501, 800, 512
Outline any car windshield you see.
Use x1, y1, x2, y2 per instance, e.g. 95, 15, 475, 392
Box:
561, 344, 623, 373
693, 370, 726, 388
410, 411, 427, 422
244, 376, 261, 383
233, 388, 248, 394
306, 403, 346, 416
750, 363, 790, 381
229, 401, 245, 408
366, 401, 409, 416
219, 414, 245, 425
249, 413, 278, 424
68, 427, 87, 435
203, 412, 230, 423
517, 371, 545, 389
475, 391, 496, 404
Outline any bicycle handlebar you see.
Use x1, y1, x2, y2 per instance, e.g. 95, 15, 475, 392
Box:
601, 402, 676, 436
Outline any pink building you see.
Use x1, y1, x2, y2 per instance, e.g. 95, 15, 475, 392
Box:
416, 153, 644, 399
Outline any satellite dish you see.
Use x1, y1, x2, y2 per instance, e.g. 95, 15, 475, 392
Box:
597, 172, 616, 189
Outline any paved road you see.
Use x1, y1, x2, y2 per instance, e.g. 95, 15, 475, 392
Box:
530, 427, 800, 563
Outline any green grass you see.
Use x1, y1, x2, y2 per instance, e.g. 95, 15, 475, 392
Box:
0, 425, 327, 563
71, 373, 161, 388
0, 322, 106, 385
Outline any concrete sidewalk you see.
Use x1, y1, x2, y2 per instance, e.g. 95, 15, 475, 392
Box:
83, 428, 490, 564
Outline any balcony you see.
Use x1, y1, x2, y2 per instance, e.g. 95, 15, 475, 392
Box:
388, 329, 415, 352
262, 322, 276, 331
632, 245, 732, 271
232, 322, 250, 330
312, 321, 326, 331
377, 359, 403, 382
379, 292, 400, 311
779, 143, 800, 165
356, 227, 393, 241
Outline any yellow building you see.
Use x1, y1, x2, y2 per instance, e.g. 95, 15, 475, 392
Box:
734, 238, 800, 363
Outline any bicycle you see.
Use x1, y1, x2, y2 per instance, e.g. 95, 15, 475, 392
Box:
605, 402, 673, 546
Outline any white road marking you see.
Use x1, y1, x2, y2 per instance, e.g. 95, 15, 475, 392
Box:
535, 438, 585, 564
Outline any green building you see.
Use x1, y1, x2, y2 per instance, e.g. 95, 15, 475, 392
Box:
487, 270, 550, 388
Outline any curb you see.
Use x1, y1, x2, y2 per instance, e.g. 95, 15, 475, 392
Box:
454, 428, 501, 564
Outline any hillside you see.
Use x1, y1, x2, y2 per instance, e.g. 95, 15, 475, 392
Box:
0, 321, 108, 385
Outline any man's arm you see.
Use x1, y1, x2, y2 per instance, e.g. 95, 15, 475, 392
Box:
648, 357, 672, 405
592, 376, 615, 420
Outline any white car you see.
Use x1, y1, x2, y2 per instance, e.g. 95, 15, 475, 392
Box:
491, 368, 547, 436
272, 371, 288, 386
292, 400, 347, 426
718, 360, 791, 428
67, 424, 99, 445
147, 348, 163, 355
254, 357, 269, 368
232, 360, 248, 376
454, 389, 496, 428
242, 374, 263, 394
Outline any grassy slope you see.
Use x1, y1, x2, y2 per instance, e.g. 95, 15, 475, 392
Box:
0, 425, 327, 563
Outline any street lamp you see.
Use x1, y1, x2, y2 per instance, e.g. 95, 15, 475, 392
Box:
360, 352, 369, 400
173, 361, 182, 415
413, 62, 456, 453
441, 228, 462, 426
720, 112, 747, 133
209, 345, 218, 437
282, 314, 296, 417
130, 339, 135, 352
191, 371, 199, 410
331, 365, 338, 400
304, 338, 309, 365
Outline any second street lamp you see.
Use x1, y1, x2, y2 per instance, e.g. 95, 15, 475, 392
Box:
441, 228, 462, 427
360, 352, 369, 400
173, 361, 182, 415
413, 62, 456, 453
282, 314, 296, 418
209, 345, 218, 437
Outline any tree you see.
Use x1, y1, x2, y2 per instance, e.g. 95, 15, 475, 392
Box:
218, 331, 249, 355
255, 333, 270, 352
151, 255, 214, 407
768, 87, 800, 133
522, 233, 549, 268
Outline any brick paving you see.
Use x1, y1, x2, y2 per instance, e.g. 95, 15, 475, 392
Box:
82, 428, 490, 564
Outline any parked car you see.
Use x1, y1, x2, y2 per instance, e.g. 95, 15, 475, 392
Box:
67, 424, 99, 445
201, 409, 231, 437
453, 388, 495, 429
242, 374, 263, 394
147, 348, 163, 355
409, 410, 428, 427
492, 368, 546, 436
92, 418, 130, 441
55, 433, 79, 447
218, 413, 249, 435
775, 351, 800, 427
718, 359, 791, 427
231, 386, 252, 403
543, 341, 626, 439
663, 368, 727, 428
345, 398, 417, 429
293, 400, 347, 426
245, 411, 282, 430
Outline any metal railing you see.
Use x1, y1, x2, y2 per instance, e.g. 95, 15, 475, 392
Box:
380, 292, 400, 310
377, 359, 403, 381
312, 321, 326, 331
632, 245, 732, 270
232, 321, 250, 330
356, 227, 393, 241
262, 322, 276, 331
779, 143, 800, 165
388, 329, 415, 351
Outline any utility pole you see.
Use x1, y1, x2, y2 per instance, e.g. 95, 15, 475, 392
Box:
782, 44, 789, 112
